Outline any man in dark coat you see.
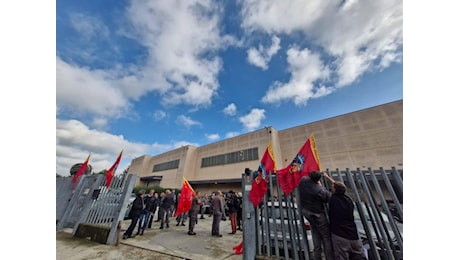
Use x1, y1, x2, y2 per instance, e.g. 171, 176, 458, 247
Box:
188, 191, 202, 235
137, 189, 155, 235
328, 181, 367, 260
298, 170, 334, 260
123, 190, 145, 239
211, 191, 223, 237
159, 189, 175, 229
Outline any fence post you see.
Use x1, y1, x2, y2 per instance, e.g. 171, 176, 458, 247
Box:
242, 173, 256, 260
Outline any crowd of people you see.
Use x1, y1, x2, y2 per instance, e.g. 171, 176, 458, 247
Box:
122, 188, 243, 240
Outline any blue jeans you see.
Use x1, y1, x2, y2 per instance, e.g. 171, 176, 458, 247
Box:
138, 210, 151, 233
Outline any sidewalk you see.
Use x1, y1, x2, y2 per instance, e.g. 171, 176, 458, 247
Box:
57, 215, 244, 260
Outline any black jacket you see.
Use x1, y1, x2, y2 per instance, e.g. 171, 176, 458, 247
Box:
226, 194, 239, 213
144, 194, 156, 212
298, 176, 331, 214
129, 195, 144, 218
329, 193, 359, 240
160, 193, 175, 209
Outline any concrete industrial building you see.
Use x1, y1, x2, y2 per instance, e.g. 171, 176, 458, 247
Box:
127, 100, 403, 193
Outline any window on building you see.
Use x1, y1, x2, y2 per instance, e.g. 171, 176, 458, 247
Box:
153, 159, 180, 172
201, 147, 259, 167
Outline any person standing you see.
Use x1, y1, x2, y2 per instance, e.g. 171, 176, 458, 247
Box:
211, 191, 223, 237
176, 193, 187, 226
137, 189, 155, 235
327, 178, 367, 260
188, 191, 203, 235
298, 170, 334, 260
159, 189, 175, 229
155, 192, 165, 222
226, 190, 238, 234
147, 192, 159, 228
236, 192, 243, 231
123, 190, 145, 239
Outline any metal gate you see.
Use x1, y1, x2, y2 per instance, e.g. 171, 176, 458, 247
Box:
56, 173, 137, 245
242, 167, 403, 260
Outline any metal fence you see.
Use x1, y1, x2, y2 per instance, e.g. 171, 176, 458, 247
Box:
242, 167, 403, 260
56, 173, 137, 245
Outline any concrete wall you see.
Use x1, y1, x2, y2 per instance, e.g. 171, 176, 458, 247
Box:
277, 100, 403, 170
128, 100, 403, 194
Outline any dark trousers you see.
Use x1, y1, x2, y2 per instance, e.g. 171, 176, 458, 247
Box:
124, 216, 140, 237
237, 210, 242, 228
211, 212, 222, 235
331, 233, 367, 260
189, 212, 198, 232
304, 212, 334, 260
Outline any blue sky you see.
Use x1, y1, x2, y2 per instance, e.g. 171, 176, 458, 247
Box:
56, 0, 403, 176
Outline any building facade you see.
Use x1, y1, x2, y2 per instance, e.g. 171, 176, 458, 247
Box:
127, 100, 403, 194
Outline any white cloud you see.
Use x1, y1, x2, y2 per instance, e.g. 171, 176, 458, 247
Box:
176, 115, 202, 128
124, 0, 236, 108
56, 57, 132, 119
223, 103, 237, 116
241, 0, 402, 99
225, 132, 240, 138
247, 35, 281, 70
69, 12, 110, 41
205, 133, 220, 141
56, 119, 171, 176
153, 110, 167, 121
262, 47, 331, 106
91, 117, 109, 129
239, 108, 265, 131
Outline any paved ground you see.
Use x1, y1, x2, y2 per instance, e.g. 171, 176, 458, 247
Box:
56, 215, 244, 260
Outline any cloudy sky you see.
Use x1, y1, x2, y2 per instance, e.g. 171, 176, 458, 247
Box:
56, 0, 403, 176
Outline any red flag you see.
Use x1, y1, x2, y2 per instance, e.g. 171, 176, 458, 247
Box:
174, 177, 196, 217
277, 133, 321, 194
106, 150, 123, 187
249, 141, 277, 207
71, 154, 90, 190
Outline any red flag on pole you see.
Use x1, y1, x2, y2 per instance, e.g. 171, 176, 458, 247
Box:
72, 154, 90, 190
249, 141, 277, 207
174, 177, 196, 217
276, 133, 321, 194
106, 150, 123, 187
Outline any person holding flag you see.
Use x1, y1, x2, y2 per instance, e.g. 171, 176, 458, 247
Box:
298, 170, 334, 260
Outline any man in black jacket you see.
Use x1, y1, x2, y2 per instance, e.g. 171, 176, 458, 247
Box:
123, 190, 145, 239
137, 189, 155, 235
328, 181, 366, 260
298, 170, 334, 260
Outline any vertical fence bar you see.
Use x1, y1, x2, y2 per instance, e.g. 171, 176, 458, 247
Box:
344, 168, 381, 260
243, 172, 256, 260
369, 168, 403, 259
357, 168, 394, 260
106, 174, 137, 245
